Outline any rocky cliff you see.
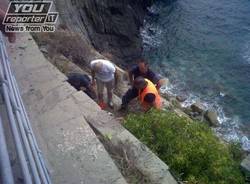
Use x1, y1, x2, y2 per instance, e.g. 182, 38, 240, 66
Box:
54, 0, 153, 63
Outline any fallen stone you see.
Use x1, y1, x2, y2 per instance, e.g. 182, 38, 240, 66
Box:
191, 102, 206, 114
18, 46, 27, 50
204, 110, 219, 127
40, 46, 48, 54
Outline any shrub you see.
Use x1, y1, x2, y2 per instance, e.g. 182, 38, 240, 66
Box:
124, 110, 244, 184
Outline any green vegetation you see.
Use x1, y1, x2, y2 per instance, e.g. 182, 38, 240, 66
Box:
124, 110, 244, 184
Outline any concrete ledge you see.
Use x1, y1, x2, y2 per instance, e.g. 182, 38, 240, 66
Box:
8, 33, 127, 184
72, 91, 177, 184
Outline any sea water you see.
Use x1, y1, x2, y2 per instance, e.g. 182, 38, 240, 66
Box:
142, 0, 250, 150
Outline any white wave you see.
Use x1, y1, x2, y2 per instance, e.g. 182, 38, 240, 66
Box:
160, 82, 175, 95
181, 93, 199, 108
242, 41, 250, 65
160, 79, 250, 151
242, 136, 250, 151
147, 4, 161, 14
141, 25, 163, 48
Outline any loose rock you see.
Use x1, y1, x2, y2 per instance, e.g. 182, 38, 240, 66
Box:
241, 154, 250, 177
204, 110, 219, 127
191, 102, 205, 114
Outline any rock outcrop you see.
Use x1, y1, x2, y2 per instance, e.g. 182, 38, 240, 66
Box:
54, 0, 153, 63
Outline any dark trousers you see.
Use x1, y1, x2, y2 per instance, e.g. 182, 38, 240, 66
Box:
122, 87, 139, 106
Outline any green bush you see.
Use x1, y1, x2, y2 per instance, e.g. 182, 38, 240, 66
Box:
124, 110, 244, 184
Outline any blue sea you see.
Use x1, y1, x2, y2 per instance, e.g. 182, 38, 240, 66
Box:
142, 0, 250, 150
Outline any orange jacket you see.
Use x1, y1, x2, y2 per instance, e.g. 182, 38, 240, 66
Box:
139, 78, 162, 111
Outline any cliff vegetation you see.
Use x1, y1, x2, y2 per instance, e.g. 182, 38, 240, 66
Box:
125, 110, 245, 184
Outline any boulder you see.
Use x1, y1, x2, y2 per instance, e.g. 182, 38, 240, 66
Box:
241, 154, 250, 177
176, 95, 187, 102
204, 110, 219, 127
191, 102, 205, 114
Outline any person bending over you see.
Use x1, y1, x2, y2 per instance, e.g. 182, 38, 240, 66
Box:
133, 77, 162, 112
67, 73, 96, 99
120, 58, 163, 110
90, 59, 118, 109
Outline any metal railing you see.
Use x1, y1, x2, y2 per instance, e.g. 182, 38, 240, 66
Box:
0, 32, 52, 184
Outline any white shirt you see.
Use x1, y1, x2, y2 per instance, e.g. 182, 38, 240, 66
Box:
90, 59, 116, 82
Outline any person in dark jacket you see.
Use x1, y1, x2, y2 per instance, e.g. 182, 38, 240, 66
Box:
120, 58, 163, 110
67, 73, 96, 99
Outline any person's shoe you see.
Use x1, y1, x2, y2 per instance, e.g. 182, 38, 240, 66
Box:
98, 101, 107, 110
108, 101, 114, 109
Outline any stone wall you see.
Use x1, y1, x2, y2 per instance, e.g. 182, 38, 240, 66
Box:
54, 0, 153, 63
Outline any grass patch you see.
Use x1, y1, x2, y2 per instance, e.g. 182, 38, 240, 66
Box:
124, 110, 244, 184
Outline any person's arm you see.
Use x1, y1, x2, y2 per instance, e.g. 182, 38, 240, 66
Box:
91, 69, 96, 86
148, 70, 162, 89
114, 68, 119, 89
128, 67, 136, 85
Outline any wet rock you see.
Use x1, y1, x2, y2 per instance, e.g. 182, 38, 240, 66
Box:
191, 102, 205, 114
204, 110, 219, 127
241, 154, 250, 177
176, 95, 187, 102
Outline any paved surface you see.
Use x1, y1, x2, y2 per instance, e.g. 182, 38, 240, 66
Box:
7, 33, 127, 184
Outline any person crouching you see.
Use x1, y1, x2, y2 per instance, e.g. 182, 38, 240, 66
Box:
90, 59, 118, 109
133, 77, 162, 112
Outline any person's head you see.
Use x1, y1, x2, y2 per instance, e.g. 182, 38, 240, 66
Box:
137, 58, 149, 74
133, 77, 147, 90
92, 61, 103, 73
144, 93, 156, 104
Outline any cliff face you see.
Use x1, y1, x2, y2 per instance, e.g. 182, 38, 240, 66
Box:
54, 0, 153, 63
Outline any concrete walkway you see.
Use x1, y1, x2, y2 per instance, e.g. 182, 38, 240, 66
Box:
7, 33, 127, 184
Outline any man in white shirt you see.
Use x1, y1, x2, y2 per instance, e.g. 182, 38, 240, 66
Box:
90, 59, 118, 109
